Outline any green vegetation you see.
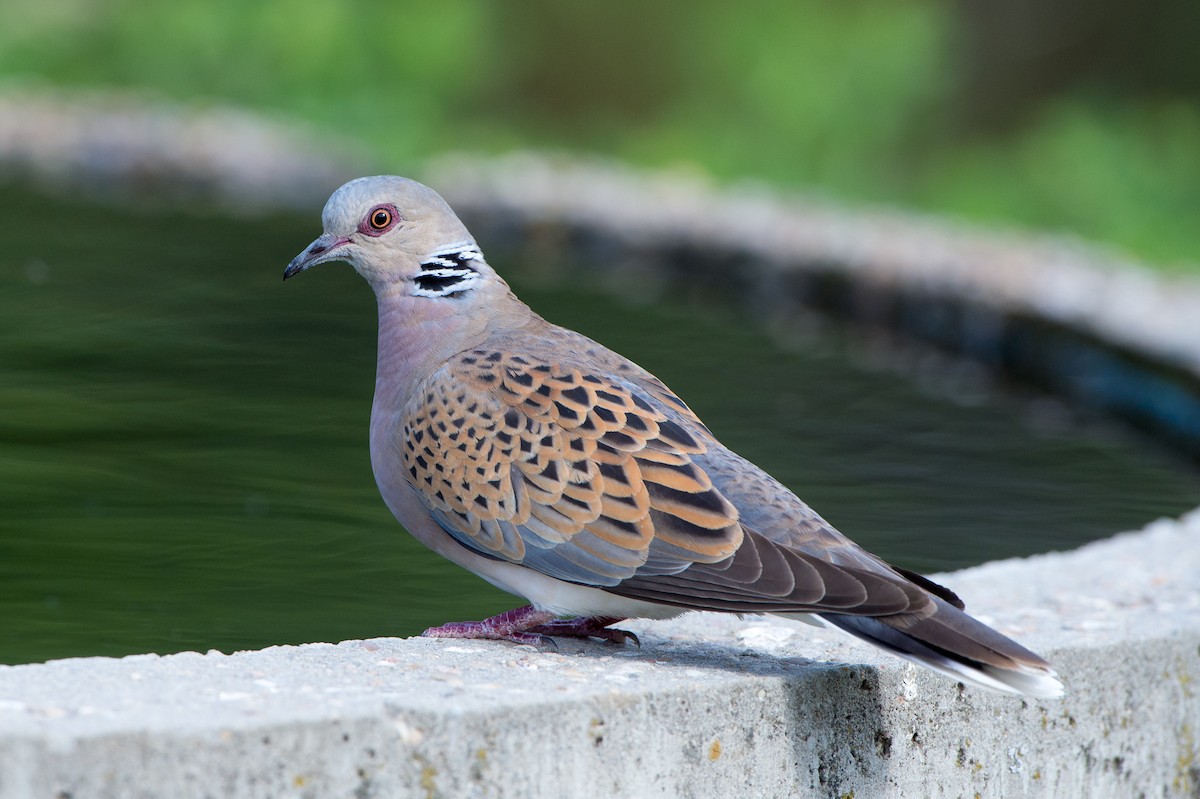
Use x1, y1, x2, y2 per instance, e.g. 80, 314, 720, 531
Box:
1, 0, 1197, 267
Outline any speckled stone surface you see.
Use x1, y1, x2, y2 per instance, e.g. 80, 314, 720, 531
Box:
1, 513, 1197, 798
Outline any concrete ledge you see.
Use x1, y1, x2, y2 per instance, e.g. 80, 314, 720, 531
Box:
2, 514, 1197, 798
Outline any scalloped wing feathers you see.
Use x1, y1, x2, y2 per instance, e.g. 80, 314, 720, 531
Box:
400, 338, 938, 619
402, 348, 744, 587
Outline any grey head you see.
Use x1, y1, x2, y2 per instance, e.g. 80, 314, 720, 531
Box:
284, 176, 503, 300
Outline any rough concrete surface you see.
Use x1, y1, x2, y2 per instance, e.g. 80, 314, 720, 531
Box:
2, 512, 1198, 799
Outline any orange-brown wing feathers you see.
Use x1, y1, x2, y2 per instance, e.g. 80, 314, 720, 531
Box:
401, 349, 743, 586
402, 346, 939, 617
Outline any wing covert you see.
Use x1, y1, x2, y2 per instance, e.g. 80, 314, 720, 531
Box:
400, 349, 744, 586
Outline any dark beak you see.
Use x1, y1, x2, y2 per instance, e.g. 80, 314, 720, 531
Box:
284, 234, 351, 281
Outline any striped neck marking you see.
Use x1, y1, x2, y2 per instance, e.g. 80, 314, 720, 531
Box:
413, 244, 484, 298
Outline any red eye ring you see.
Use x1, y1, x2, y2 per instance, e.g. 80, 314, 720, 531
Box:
360, 204, 399, 236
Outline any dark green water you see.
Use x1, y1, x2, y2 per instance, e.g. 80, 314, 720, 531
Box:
2, 189, 1197, 665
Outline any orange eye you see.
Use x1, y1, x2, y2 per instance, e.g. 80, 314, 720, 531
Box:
369, 208, 392, 230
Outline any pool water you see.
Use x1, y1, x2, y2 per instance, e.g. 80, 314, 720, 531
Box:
1, 188, 1196, 665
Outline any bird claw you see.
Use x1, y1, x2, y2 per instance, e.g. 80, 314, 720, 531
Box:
610, 628, 641, 648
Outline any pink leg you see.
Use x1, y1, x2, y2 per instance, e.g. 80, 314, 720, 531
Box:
422, 606, 637, 647
422, 605, 555, 646
529, 616, 639, 647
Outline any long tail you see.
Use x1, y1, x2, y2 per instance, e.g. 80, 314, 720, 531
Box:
811, 598, 1064, 698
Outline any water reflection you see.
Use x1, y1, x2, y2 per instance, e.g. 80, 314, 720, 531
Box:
1, 189, 1196, 665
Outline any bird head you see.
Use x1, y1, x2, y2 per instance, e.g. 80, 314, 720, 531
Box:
284, 176, 501, 301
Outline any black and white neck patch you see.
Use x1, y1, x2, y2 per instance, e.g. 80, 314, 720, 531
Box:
413, 243, 484, 298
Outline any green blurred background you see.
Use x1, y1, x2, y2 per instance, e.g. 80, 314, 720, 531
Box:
2, 0, 1197, 267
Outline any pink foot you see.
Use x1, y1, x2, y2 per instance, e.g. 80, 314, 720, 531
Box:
421, 606, 637, 647
529, 616, 640, 647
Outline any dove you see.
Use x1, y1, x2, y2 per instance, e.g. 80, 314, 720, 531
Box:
284, 175, 1063, 698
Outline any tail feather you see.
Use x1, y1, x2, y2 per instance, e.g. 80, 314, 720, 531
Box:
810, 600, 1064, 699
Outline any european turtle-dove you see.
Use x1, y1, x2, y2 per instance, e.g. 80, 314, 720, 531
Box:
284, 175, 1063, 698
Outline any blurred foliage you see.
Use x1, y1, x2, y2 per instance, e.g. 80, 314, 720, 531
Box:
0, 0, 1197, 266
